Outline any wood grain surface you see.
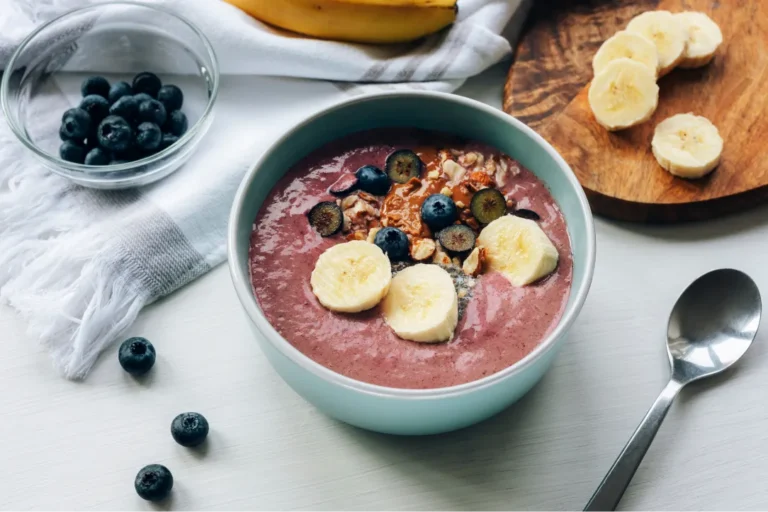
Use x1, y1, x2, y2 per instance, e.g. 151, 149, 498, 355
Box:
505, 0, 768, 222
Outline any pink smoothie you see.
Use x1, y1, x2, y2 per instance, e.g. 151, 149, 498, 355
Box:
249, 129, 573, 389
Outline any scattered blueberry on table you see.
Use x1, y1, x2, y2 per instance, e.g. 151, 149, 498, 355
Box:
58, 74, 189, 165
171, 412, 210, 447
134, 464, 173, 502
118, 336, 156, 376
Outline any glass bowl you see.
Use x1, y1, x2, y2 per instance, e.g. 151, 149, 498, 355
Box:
1, 2, 219, 189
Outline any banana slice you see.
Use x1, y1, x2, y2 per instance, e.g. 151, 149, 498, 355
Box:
626, 10, 687, 76
311, 240, 391, 313
676, 12, 723, 69
381, 264, 458, 343
593, 31, 659, 77
651, 113, 723, 179
477, 216, 558, 287
588, 58, 659, 131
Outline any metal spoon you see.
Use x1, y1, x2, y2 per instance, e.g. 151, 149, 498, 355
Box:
584, 268, 761, 511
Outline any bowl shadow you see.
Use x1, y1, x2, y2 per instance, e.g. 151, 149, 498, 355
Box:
335, 364, 594, 510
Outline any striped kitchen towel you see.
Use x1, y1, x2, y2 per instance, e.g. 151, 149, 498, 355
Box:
0, 0, 522, 379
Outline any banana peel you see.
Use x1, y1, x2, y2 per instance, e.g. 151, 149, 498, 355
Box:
224, 0, 458, 44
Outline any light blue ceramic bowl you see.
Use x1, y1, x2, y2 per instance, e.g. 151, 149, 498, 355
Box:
228, 91, 595, 435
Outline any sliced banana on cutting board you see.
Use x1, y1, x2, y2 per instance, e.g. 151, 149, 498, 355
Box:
382, 264, 458, 343
626, 10, 687, 76
477, 216, 559, 287
676, 12, 723, 68
588, 58, 659, 131
311, 240, 392, 313
593, 31, 659, 77
652, 113, 723, 179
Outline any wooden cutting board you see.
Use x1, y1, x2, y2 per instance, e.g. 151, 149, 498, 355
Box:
504, 0, 768, 222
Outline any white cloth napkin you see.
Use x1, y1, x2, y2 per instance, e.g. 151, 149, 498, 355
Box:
0, 0, 522, 379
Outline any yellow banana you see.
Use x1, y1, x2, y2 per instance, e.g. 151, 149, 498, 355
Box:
225, 0, 458, 44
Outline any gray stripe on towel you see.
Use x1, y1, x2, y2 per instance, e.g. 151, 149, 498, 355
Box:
426, 25, 470, 82
90, 189, 211, 299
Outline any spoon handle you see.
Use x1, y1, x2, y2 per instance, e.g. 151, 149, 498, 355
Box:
584, 379, 684, 511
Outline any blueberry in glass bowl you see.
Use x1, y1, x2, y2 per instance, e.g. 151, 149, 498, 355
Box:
1, 2, 219, 189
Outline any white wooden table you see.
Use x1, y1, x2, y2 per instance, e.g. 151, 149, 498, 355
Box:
3, 59, 768, 511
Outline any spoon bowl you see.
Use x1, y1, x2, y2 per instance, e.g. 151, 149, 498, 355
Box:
667, 269, 761, 383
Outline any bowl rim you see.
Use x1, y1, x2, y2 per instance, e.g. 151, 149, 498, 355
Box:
228, 90, 596, 399
0, 0, 220, 177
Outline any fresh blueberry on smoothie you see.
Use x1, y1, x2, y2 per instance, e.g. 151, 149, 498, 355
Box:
421, 193, 458, 231
355, 165, 391, 196
374, 227, 409, 261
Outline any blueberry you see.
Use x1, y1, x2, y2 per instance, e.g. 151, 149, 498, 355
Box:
137, 99, 167, 126
135, 122, 162, 152
59, 141, 86, 163
159, 133, 179, 150
108, 96, 138, 122
79, 95, 109, 123
134, 464, 173, 502
118, 336, 155, 375
59, 108, 91, 141
157, 84, 183, 112
84, 130, 100, 149
374, 227, 409, 261
513, 209, 541, 221
113, 147, 142, 162
108, 81, 132, 104
355, 165, 390, 196
438, 224, 476, 254
97, 115, 133, 152
132, 72, 162, 97
307, 201, 343, 237
84, 147, 110, 166
421, 194, 458, 232
171, 412, 209, 447
470, 188, 506, 225
80, 76, 110, 98
133, 93, 153, 104
164, 110, 188, 137
385, 149, 424, 184
328, 173, 358, 196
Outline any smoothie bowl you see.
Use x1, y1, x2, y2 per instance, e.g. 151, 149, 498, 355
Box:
228, 92, 595, 435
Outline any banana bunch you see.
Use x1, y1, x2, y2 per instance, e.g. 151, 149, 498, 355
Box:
588, 10, 724, 178
225, 0, 458, 44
